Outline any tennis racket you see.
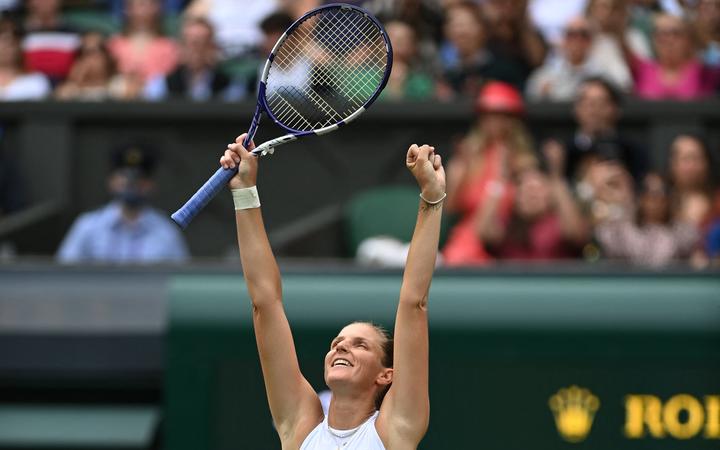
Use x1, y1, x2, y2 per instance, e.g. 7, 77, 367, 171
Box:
171, 3, 393, 229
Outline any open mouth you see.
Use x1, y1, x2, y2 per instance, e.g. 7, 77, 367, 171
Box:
332, 358, 353, 367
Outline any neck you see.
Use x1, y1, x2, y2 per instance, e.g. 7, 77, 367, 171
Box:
327, 392, 376, 430
121, 205, 142, 222
27, 14, 58, 29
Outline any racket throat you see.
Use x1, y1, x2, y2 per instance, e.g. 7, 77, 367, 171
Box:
252, 134, 298, 156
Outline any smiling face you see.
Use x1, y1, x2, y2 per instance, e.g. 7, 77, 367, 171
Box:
324, 322, 392, 399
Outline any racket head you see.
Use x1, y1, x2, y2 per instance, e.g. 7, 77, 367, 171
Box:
258, 3, 393, 137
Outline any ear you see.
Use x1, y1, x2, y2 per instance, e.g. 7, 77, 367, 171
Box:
376, 368, 393, 386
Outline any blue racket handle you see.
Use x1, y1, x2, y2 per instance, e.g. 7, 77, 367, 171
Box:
171, 166, 236, 229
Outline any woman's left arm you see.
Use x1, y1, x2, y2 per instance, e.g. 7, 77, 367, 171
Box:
377, 144, 445, 448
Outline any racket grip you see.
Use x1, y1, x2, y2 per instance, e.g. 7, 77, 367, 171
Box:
171, 166, 236, 229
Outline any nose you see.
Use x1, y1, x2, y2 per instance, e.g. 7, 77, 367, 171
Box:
335, 341, 349, 353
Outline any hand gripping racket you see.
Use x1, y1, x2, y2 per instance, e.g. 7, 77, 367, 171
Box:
171, 3, 393, 229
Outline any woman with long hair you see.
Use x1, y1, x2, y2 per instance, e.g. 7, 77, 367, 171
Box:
442, 81, 536, 265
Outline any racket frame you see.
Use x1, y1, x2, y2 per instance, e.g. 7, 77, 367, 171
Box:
171, 3, 393, 229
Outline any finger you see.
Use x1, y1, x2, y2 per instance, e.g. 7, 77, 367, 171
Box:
406, 144, 419, 165
416, 145, 433, 163
222, 149, 239, 168
433, 154, 442, 170
235, 133, 256, 152
225, 144, 242, 162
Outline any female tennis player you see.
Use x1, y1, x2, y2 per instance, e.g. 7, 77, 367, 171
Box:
220, 134, 445, 450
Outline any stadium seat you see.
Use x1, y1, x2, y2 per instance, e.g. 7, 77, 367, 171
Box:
344, 185, 451, 257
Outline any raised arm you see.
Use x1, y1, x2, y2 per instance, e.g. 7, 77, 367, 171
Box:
222, 135, 322, 445
377, 144, 445, 448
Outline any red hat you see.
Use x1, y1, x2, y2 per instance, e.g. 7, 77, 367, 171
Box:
475, 81, 525, 115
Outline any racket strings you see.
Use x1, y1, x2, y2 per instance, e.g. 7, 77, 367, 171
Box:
266, 8, 388, 131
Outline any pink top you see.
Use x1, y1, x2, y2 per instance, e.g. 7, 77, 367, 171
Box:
631, 57, 720, 100
442, 145, 515, 266
108, 35, 179, 82
490, 213, 578, 260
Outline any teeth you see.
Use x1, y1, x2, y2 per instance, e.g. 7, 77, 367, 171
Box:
333, 359, 351, 367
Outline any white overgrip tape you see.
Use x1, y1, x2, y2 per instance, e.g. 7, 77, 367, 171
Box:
231, 186, 261, 210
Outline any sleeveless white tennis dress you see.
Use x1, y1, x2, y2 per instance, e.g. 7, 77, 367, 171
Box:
300, 411, 386, 450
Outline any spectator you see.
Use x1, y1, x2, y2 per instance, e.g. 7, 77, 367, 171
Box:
21, 0, 81, 84
594, 169, 699, 266
585, 0, 652, 91
666, 133, 718, 228
241, 12, 294, 97
529, 0, 588, 46
620, 13, 720, 99
365, 0, 444, 69
563, 77, 648, 184
380, 20, 434, 100
144, 16, 243, 101
55, 32, 132, 100
526, 16, 606, 101
184, 0, 278, 57
436, 1, 519, 99
694, 0, 720, 67
442, 81, 537, 265
478, 142, 589, 260
57, 141, 189, 264
108, 0, 179, 86
481, 0, 548, 89
0, 16, 51, 100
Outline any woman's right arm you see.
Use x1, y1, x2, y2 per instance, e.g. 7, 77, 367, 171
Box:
222, 135, 323, 444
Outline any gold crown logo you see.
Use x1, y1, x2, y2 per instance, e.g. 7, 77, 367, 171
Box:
549, 385, 600, 443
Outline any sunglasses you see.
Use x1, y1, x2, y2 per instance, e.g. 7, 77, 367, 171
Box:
654, 27, 686, 37
565, 28, 592, 39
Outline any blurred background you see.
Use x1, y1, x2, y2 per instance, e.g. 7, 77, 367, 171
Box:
0, 0, 718, 449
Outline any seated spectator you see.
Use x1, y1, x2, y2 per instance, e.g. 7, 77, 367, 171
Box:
442, 81, 537, 265
563, 77, 648, 184
55, 32, 135, 100
365, 0, 444, 71
437, 1, 520, 99
594, 169, 699, 266
0, 16, 51, 100
184, 0, 278, 57
380, 20, 434, 100
21, 0, 80, 84
621, 13, 720, 99
108, 0, 179, 85
666, 133, 718, 229
144, 17, 243, 101
694, 0, 720, 67
529, 0, 588, 46
57, 142, 189, 264
240, 11, 294, 97
481, 0, 548, 89
527, 16, 609, 101
586, 0, 652, 91
478, 143, 589, 260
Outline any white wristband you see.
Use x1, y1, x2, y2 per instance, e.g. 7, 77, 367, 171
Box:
419, 192, 446, 205
232, 186, 260, 210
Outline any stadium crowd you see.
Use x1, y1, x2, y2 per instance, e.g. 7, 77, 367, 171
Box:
0, 0, 719, 267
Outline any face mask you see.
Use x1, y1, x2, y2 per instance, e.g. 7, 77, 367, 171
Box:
115, 188, 148, 209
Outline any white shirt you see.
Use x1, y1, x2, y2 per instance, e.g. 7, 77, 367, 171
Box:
300, 411, 386, 450
0, 73, 51, 101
